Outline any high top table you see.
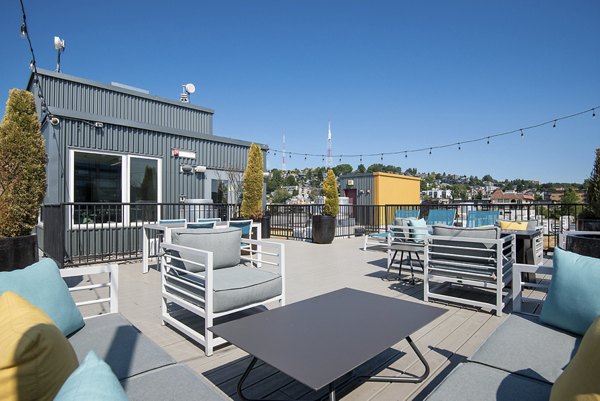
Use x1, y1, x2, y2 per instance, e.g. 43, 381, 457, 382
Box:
210, 288, 447, 401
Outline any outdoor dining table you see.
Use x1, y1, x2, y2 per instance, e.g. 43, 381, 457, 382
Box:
210, 288, 447, 401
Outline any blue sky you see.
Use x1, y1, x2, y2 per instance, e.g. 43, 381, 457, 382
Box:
2, 1, 599, 183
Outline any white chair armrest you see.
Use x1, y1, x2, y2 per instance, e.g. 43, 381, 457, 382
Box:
512, 262, 553, 314
60, 263, 119, 315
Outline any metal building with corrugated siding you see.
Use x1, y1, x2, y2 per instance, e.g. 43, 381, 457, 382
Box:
27, 69, 266, 206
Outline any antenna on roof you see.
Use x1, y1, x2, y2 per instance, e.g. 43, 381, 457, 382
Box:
54, 36, 65, 73
180, 83, 196, 103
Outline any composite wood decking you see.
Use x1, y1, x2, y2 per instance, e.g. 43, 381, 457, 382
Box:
94, 236, 549, 401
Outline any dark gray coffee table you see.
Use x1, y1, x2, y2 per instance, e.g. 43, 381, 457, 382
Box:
210, 288, 447, 401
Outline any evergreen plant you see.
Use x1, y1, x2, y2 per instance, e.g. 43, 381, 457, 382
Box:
0, 89, 47, 237
240, 143, 264, 220
585, 148, 600, 218
322, 169, 339, 217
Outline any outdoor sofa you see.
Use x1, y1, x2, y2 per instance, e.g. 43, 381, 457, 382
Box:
0, 259, 227, 401
423, 247, 600, 400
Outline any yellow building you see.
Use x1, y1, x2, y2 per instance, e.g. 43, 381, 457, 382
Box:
339, 172, 421, 225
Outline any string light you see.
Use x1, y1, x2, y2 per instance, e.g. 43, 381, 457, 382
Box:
264, 105, 597, 162
18, 0, 51, 123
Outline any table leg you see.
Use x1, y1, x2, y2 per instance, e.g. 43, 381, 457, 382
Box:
363, 336, 430, 383
328, 382, 336, 401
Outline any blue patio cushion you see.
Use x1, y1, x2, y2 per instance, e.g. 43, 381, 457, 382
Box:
540, 247, 600, 335
408, 218, 428, 242
0, 258, 85, 336
428, 226, 506, 281
171, 228, 241, 272
121, 364, 227, 401
423, 362, 552, 401
54, 351, 129, 401
67, 313, 175, 380
469, 313, 581, 384
166, 266, 282, 313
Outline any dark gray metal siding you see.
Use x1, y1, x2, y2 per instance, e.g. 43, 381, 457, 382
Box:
339, 174, 374, 205
35, 69, 213, 135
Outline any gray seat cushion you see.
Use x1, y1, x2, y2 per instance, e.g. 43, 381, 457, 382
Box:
121, 364, 227, 401
167, 265, 282, 313
423, 362, 551, 401
68, 313, 175, 380
429, 225, 507, 281
469, 313, 581, 384
171, 227, 241, 271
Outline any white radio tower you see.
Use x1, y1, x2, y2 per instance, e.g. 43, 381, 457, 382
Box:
282, 133, 287, 171
326, 122, 333, 169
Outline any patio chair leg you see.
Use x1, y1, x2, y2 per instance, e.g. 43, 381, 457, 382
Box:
363, 336, 430, 383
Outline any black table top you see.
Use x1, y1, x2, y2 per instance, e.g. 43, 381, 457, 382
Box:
209, 288, 447, 391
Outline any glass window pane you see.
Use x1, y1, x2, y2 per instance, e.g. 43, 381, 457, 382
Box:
211, 179, 228, 204
73, 152, 122, 224
130, 158, 158, 222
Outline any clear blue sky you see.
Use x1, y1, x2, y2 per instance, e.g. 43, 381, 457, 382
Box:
2, 1, 599, 183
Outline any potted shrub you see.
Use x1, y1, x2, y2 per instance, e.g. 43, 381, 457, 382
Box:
0, 89, 47, 271
240, 143, 270, 237
569, 148, 600, 257
312, 169, 338, 244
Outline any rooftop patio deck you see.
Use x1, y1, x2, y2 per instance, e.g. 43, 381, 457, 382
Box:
110, 236, 548, 400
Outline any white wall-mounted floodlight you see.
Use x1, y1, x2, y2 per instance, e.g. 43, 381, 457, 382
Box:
54, 36, 65, 73
180, 83, 196, 103
94, 122, 104, 128
194, 165, 207, 173
50, 117, 60, 126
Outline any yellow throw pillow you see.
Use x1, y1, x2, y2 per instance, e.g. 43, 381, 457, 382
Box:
0, 291, 79, 401
550, 315, 600, 401
499, 220, 529, 231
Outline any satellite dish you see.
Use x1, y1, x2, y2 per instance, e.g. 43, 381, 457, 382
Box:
54, 36, 65, 51
184, 83, 196, 94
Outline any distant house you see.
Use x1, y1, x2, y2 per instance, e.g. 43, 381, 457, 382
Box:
490, 189, 535, 205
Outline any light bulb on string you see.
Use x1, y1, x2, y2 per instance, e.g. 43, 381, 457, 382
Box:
20, 22, 27, 38
593, 109, 596, 119
553, 120, 556, 128
360, 155, 362, 163
429, 148, 432, 155
458, 143, 461, 150
339, 156, 342, 163
405, 151, 407, 158
380, 154, 383, 162
304, 154, 307, 160
520, 129, 524, 138
487, 137, 490, 145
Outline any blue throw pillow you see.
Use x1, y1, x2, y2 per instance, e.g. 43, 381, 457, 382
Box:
0, 258, 84, 336
55, 351, 129, 401
408, 218, 429, 242
540, 247, 600, 335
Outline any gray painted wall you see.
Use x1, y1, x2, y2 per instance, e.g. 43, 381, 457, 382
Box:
339, 173, 375, 205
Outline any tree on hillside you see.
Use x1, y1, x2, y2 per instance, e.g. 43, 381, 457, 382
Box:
561, 187, 579, 205
355, 164, 366, 173
332, 164, 353, 177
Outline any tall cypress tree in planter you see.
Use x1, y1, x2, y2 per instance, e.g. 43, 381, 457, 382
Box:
0, 89, 47, 270
240, 143, 264, 221
312, 169, 338, 244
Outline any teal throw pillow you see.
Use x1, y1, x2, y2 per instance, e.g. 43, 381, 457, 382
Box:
540, 247, 600, 335
408, 218, 429, 242
0, 258, 84, 336
55, 351, 129, 401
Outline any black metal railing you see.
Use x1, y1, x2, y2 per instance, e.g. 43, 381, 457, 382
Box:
40, 201, 589, 267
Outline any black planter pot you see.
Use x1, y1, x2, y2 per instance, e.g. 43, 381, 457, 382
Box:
261, 216, 271, 239
566, 233, 600, 259
577, 219, 600, 232
0, 234, 39, 272
312, 215, 336, 244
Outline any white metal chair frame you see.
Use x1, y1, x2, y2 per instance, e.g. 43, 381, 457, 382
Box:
424, 234, 515, 317
60, 263, 120, 318
160, 238, 285, 356
512, 262, 553, 315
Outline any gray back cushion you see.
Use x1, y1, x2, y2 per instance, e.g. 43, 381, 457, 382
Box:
171, 228, 241, 271
430, 225, 501, 265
